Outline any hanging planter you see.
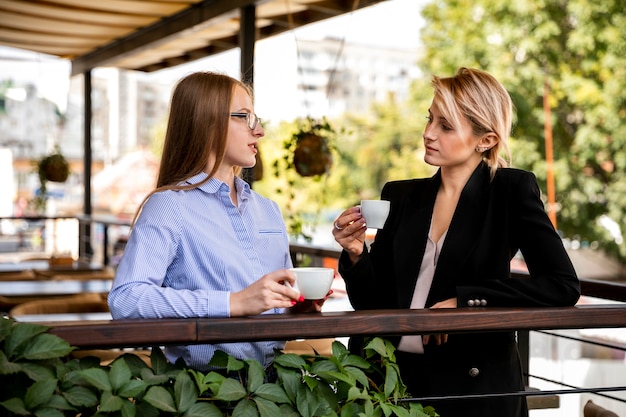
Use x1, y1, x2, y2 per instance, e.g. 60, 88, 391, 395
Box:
38, 146, 70, 182
30, 145, 70, 213
289, 117, 335, 177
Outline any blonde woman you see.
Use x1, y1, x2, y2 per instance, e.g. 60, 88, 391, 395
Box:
332, 67, 580, 417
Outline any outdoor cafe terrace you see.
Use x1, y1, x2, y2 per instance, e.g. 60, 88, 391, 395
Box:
0, 215, 625, 416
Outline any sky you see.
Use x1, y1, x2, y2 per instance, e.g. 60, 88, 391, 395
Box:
0, 0, 425, 120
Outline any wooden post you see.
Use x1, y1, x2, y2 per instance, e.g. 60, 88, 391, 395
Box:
543, 78, 557, 229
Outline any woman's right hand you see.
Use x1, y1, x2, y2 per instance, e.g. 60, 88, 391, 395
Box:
230, 269, 302, 316
332, 206, 367, 264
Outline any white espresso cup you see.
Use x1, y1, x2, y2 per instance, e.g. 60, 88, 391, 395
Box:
290, 267, 334, 300
360, 199, 390, 229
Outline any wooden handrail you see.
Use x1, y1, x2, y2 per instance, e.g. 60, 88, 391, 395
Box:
44, 304, 626, 349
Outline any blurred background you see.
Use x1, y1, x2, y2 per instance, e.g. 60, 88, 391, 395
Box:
0, 1, 625, 415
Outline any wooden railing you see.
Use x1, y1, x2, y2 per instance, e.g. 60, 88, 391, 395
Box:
45, 304, 626, 350
3, 216, 626, 412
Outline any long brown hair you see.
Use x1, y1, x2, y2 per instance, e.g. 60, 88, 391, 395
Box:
132, 72, 252, 225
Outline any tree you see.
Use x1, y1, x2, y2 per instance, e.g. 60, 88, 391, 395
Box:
416, 0, 626, 261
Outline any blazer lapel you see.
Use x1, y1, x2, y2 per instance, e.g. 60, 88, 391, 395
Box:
395, 172, 440, 308
427, 163, 491, 304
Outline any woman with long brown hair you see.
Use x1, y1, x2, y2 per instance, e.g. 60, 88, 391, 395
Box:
109, 72, 319, 371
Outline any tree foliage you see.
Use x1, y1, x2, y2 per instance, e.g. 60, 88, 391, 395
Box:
416, 0, 626, 261
258, 0, 625, 264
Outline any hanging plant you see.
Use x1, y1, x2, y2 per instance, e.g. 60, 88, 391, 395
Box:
38, 146, 70, 182
289, 117, 335, 177
269, 117, 340, 242
30, 145, 70, 213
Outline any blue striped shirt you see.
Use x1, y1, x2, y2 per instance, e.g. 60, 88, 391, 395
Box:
108, 173, 292, 370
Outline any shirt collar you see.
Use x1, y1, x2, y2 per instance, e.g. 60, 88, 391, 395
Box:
184, 172, 251, 200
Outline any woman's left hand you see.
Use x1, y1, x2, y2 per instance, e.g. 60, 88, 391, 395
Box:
423, 297, 457, 346
288, 290, 333, 314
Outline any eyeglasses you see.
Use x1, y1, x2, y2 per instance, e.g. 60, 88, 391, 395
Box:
230, 112, 262, 130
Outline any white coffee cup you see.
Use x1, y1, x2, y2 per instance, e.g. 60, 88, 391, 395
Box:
360, 199, 390, 229
290, 267, 334, 300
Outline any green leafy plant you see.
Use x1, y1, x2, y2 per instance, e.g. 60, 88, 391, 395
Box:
288, 118, 335, 178
0, 317, 438, 417
272, 117, 339, 241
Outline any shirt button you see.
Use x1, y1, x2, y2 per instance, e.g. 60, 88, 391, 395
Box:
469, 367, 480, 377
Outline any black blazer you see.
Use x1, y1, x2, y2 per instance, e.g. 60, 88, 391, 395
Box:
339, 162, 580, 416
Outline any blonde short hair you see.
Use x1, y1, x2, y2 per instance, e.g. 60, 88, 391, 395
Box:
431, 67, 513, 179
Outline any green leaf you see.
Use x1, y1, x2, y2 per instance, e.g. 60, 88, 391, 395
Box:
254, 396, 282, 417
23, 334, 74, 360
120, 399, 137, 417
119, 352, 150, 376
144, 385, 177, 412
109, 357, 132, 391
139, 367, 169, 385
32, 407, 65, 417
232, 398, 258, 417
278, 403, 300, 417
25, 378, 57, 409
295, 384, 327, 417
383, 363, 399, 398
99, 391, 125, 412
76, 368, 112, 391
208, 350, 230, 368
341, 354, 371, 370
227, 355, 245, 373
245, 359, 264, 393
0, 317, 13, 343
331, 341, 350, 359
0, 350, 21, 375
303, 373, 319, 391
62, 385, 99, 407
315, 382, 339, 413
183, 401, 224, 417
276, 367, 300, 402
310, 359, 339, 374
134, 401, 161, 417
118, 378, 147, 398
190, 368, 223, 397
216, 378, 246, 402
149, 347, 169, 374
174, 370, 198, 413
364, 338, 388, 358
0, 397, 28, 414
20, 361, 55, 381
45, 394, 74, 411
317, 370, 355, 386
347, 386, 369, 401
253, 383, 290, 404
5, 322, 49, 358
345, 366, 369, 388
273, 353, 307, 369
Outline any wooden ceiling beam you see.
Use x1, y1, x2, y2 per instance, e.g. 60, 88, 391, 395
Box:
70, 0, 255, 75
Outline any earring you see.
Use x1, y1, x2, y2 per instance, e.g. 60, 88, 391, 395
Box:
475, 147, 487, 153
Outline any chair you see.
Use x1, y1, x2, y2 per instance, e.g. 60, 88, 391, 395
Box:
0, 270, 36, 281
283, 338, 335, 356
33, 267, 115, 281
9, 294, 109, 316
0, 292, 105, 314
584, 400, 619, 417
9, 295, 150, 366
